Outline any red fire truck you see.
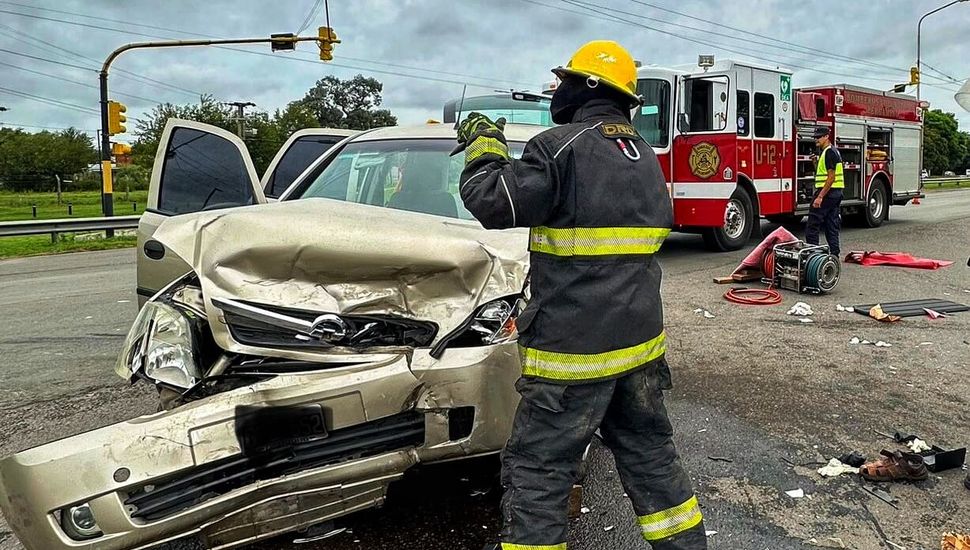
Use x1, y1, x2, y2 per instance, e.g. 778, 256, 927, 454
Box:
630, 57, 924, 250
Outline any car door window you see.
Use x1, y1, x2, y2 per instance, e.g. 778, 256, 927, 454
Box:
295, 139, 525, 220
264, 136, 342, 198
158, 127, 254, 215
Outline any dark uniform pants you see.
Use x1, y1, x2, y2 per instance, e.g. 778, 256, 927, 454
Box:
805, 189, 843, 257
500, 362, 707, 550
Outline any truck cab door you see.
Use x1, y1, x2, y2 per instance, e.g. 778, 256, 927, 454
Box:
137, 119, 264, 304
260, 128, 356, 199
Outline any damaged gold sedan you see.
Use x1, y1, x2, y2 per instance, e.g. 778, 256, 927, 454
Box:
0, 120, 545, 549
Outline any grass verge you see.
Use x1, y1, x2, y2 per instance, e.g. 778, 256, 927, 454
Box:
0, 234, 137, 259
0, 190, 148, 222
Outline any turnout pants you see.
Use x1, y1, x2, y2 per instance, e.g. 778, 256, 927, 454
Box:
500, 362, 707, 550
805, 189, 843, 257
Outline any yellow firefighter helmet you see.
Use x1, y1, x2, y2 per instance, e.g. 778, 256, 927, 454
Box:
552, 40, 641, 104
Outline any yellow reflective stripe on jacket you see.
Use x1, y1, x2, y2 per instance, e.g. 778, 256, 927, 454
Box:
465, 136, 509, 164
815, 146, 845, 189
529, 226, 671, 256
501, 544, 567, 550
638, 496, 703, 541
520, 332, 666, 381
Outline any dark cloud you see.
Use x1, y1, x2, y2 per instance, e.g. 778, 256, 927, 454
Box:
0, 0, 967, 135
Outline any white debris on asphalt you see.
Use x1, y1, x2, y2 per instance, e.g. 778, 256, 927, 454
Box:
817, 458, 860, 477
875, 341, 892, 348
694, 308, 715, 319
799, 318, 814, 323
918, 342, 934, 346
787, 302, 814, 316
581, 507, 591, 514
604, 525, 615, 532
705, 531, 718, 537
849, 337, 861, 345
785, 488, 805, 498
117, 299, 131, 303
907, 438, 932, 453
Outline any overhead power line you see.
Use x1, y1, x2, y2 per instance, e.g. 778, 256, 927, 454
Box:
0, 4, 534, 90
523, 0, 959, 92
0, 85, 98, 115
0, 121, 97, 132
0, 47, 92, 71
296, 0, 324, 34
0, 60, 163, 104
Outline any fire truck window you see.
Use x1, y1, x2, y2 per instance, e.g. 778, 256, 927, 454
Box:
634, 79, 670, 147
681, 76, 729, 132
737, 90, 750, 136
754, 92, 775, 138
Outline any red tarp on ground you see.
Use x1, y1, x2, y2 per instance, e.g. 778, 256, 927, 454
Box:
843, 251, 954, 270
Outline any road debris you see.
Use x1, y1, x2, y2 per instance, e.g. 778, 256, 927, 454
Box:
837, 451, 867, 467
860, 450, 928, 482
787, 302, 814, 316
705, 530, 718, 537
869, 305, 902, 323
603, 525, 615, 532
942, 533, 970, 550
835, 304, 855, 313
785, 488, 805, 498
853, 299, 970, 318
874, 341, 892, 347
799, 318, 814, 323
694, 308, 716, 319
924, 307, 947, 319
859, 484, 900, 509
707, 456, 734, 463
817, 458, 860, 477
907, 438, 932, 453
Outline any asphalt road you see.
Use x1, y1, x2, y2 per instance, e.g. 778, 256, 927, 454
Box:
2, 190, 970, 550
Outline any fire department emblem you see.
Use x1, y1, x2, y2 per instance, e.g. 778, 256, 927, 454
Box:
688, 142, 720, 179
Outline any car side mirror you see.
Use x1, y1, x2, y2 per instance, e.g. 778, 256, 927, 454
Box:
677, 113, 690, 133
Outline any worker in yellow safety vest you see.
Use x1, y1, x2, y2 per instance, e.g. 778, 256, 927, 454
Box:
456, 40, 707, 550
807, 127, 844, 257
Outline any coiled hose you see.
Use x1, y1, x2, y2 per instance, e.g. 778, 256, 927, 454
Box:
723, 288, 782, 305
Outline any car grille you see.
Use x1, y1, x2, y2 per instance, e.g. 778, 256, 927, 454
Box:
125, 411, 425, 521
219, 299, 437, 350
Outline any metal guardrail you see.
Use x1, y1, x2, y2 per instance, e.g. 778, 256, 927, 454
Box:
924, 176, 969, 185
0, 215, 140, 239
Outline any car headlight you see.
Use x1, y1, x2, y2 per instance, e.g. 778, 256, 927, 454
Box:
430, 296, 523, 358
58, 503, 102, 540
116, 300, 202, 389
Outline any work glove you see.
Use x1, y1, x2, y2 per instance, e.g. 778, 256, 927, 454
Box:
452, 112, 509, 165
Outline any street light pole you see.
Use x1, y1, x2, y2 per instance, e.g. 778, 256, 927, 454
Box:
917, 0, 969, 103
98, 34, 324, 220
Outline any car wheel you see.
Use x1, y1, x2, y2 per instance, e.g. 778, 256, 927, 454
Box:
702, 188, 754, 251
864, 180, 888, 228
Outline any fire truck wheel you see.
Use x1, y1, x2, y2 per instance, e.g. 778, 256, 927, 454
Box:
863, 180, 888, 227
703, 188, 754, 251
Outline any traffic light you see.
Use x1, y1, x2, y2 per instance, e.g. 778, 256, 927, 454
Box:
318, 26, 339, 61
910, 66, 920, 86
111, 142, 132, 156
108, 100, 127, 135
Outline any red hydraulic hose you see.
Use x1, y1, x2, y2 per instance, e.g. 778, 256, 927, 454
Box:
724, 288, 782, 306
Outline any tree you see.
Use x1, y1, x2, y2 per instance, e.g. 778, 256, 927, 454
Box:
922, 109, 967, 175
297, 74, 397, 129
0, 128, 97, 191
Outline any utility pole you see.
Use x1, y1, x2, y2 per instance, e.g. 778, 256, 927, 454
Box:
97, 31, 337, 222
226, 101, 256, 139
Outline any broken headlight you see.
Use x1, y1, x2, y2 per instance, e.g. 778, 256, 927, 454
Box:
116, 300, 204, 389
430, 296, 523, 358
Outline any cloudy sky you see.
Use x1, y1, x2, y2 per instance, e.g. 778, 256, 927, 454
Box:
0, 0, 968, 140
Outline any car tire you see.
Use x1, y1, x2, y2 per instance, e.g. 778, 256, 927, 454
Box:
702, 188, 755, 252
863, 180, 888, 228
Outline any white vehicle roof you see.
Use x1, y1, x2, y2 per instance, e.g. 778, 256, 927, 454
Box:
353, 123, 546, 143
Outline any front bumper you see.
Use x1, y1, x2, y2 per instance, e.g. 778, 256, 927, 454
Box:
0, 344, 520, 550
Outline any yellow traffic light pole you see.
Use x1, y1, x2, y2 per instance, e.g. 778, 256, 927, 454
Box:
98, 32, 338, 223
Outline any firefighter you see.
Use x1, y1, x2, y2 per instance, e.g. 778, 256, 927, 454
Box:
807, 127, 844, 257
456, 40, 707, 550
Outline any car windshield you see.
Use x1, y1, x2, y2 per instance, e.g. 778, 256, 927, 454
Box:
296, 139, 525, 220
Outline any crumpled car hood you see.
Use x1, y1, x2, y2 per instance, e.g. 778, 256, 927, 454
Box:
153, 198, 529, 355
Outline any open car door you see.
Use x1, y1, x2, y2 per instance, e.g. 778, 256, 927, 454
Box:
260, 128, 357, 199
137, 119, 264, 304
